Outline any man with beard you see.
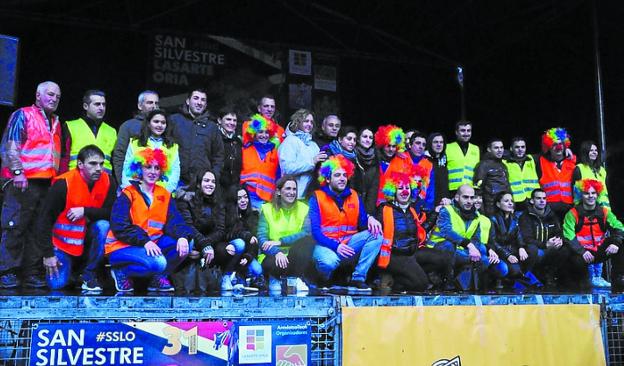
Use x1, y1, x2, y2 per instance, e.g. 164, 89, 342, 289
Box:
38, 145, 116, 291
503, 137, 540, 212
473, 138, 511, 216
446, 121, 480, 192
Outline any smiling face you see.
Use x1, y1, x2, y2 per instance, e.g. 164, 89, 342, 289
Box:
186, 91, 207, 116
496, 193, 515, 213
588, 144, 598, 162
299, 114, 314, 133
358, 129, 374, 149
279, 180, 298, 206
141, 161, 161, 186
218, 113, 237, 134
201, 171, 216, 196
582, 187, 598, 209
455, 124, 472, 143
328, 168, 348, 193
395, 182, 412, 205
148, 113, 167, 137
255, 129, 270, 144
237, 189, 249, 211
488, 141, 504, 159
258, 97, 276, 119
339, 132, 357, 152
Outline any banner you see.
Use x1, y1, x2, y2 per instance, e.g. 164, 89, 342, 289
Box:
29, 321, 233, 366
233, 320, 311, 365
342, 304, 605, 366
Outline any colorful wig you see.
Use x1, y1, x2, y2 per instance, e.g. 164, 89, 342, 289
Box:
381, 165, 428, 202
127, 147, 169, 182
576, 178, 604, 195
541, 127, 571, 153
243, 113, 280, 146
374, 124, 406, 152
318, 155, 355, 186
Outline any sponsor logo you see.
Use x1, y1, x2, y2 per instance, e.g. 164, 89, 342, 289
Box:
276, 344, 307, 366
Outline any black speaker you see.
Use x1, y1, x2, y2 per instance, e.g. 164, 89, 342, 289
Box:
0, 34, 19, 107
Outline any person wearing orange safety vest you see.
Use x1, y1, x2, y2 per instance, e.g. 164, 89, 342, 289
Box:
240, 114, 281, 210
562, 179, 624, 293
0, 81, 62, 289
38, 145, 116, 291
309, 155, 383, 292
105, 147, 194, 292
376, 171, 451, 292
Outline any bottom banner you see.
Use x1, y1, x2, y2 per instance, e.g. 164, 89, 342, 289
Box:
232, 320, 311, 365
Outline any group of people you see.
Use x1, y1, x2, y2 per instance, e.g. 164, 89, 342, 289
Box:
0, 80, 622, 296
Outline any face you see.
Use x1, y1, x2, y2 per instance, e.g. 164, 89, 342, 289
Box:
84, 95, 106, 121
77, 154, 104, 183
474, 195, 483, 211
322, 117, 341, 137
582, 187, 598, 208
186, 91, 207, 115
395, 182, 411, 205
255, 129, 270, 144
299, 114, 314, 133
488, 141, 504, 159
455, 124, 472, 142
148, 113, 167, 137
218, 113, 237, 134
358, 129, 374, 149
279, 180, 298, 206
431, 135, 445, 154
258, 98, 276, 119
549, 143, 565, 161
328, 168, 348, 193
511, 140, 526, 158
496, 193, 515, 213
455, 186, 475, 211
139, 93, 159, 112
141, 161, 161, 186
589, 144, 598, 161
200, 171, 216, 196
410, 137, 426, 156
339, 132, 357, 152
36, 84, 61, 114
237, 189, 249, 211
383, 144, 397, 158
531, 191, 547, 210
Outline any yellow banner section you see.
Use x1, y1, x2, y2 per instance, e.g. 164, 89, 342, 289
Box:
342, 304, 605, 366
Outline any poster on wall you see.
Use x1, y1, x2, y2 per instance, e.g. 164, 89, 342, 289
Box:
29, 321, 234, 366
233, 320, 311, 365
289, 50, 312, 76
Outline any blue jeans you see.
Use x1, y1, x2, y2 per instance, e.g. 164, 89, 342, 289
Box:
434, 240, 506, 276
230, 238, 262, 276
313, 230, 383, 282
47, 220, 109, 290
108, 235, 191, 277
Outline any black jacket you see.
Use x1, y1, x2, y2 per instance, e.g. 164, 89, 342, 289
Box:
473, 152, 511, 214
176, 194, 225, 252
518, 205, 562, 250
489, 211, 525, 259
225, 203, 259, 264
219, 129, 242, 190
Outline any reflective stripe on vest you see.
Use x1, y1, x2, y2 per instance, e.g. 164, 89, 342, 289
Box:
66, 118, 116, 172
503, 156, 540, 202
446, 142, 480, 190
240, 145, 278, 202
539, 156, 575, 204
261, 201, 309, 255
571, 207, 608, 252
315, 189, 360, 243
378, 205, 426, 269
51, 169, 111, 256
105, 184, 170, 255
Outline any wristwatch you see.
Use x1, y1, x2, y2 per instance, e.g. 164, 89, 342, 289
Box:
12, 169, 22, 176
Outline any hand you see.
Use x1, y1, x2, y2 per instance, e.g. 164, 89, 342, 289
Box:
43, 256, 61, 279
13, 174, 28, 191
440, 198, 452, 206
203, 246, 215, 264
518, 248, 528, 261
466, 243, 481, 262
565, 148, 574, 159
250, 236, 258, 245
66, 207, 85, 222
226, 244, 235, 256
176, 238, 189, 257
337, 243, 355, 258
275, 252, 289, 269
606, 244, 619, 255
553, 237, 563, 249
313, 152, 328, 164
262, 240, 280, 252
507, 255, 518, 264
144, 241, 162, 257
367, 216, 382, 237
488, 249, 500, 264
239, 258, 248, 266
582, 251, 594, 263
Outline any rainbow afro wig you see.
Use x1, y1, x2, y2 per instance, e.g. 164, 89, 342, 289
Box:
318, 154, 355, 186
577, 178, 604, 195
243, 113, 280, 146
541, 127, 571, 153
374, 124, 406, 152
127, 147, 169, 181
381, 165, 428, 202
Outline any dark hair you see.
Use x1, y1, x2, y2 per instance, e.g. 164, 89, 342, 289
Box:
257, 95, 276, 106
510, 136, 526, 147
82, 89, 105, 105
578, 140, 601, 168
138, 109, 175, 148
216, 106, 237, 120
408, 130, 426, 146
487, 138, 503, 149
192, 168, 221, 203
77, 144, 104, 163
426, 132, 446, 155
271, 175, 298, 209
455, 120, 472, 130
338, 125, 358, 139
186, 88, 207, 99
530, 188, 546, 199
234, 184, 252, 214
357, 126, 375, 147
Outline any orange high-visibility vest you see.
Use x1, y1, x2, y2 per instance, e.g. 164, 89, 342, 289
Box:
570, 206, 609, 252
539, 156, 575, 204
378, 152, 412, 204
240, 145, 279, 202
378, 204, 427, 269
51, 169, 110, 256
314, 189, 360, 244
105, 184, 170, 255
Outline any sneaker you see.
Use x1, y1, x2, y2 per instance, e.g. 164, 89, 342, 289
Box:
593, 276, 611, 288
0, 273, 19, 289
81, 277, 103, 291
111, 267, 134, 292
221, 273, 233, 291
268, 276, 282, 293
23, 274, 46, 288
249, 276, 267, 291
348, 280, 372, 292
295, 278, 309, 293
148, 275, 174, 292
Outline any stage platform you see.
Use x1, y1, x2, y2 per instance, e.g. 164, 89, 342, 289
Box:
2, 291, 624, 365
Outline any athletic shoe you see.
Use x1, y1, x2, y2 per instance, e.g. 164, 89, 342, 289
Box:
295, 278, 309, 293
0, 273, 19, 289
268, 276, 282, 293
111, 267, 134, 292
593, 276, 611, 288
221, 273, 234, 291
148, 275, 174, 292
23, 275, 46, 288
348, 280, 372, 292
81, 277, 103, 291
